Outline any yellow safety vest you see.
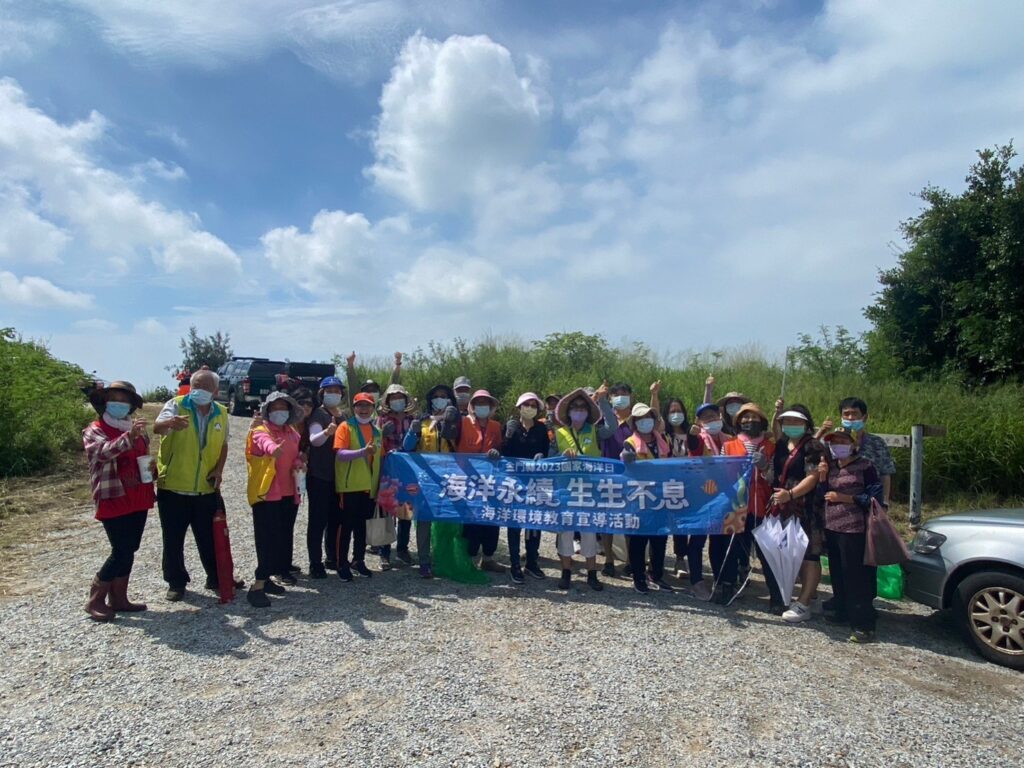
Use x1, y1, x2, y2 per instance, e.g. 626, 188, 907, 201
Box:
554, 424, 601, 458
335, 419, 382, 497
157, 396, 228, 494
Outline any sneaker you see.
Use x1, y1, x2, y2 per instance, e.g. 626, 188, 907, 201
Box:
622, 563, 633, 579
309, 563, 328, 580
379, 558, 393, 572
481, 557, 506, 574
165, 587, 185, 602
601, 562, 616, 578
653, 577, 676, 593
674, 556, 687, 576
558, 569, 571, 590
246, 588, 270, 608
396, 549, 414, 566
367, 546, 380, 557
509, 566, 525, 585
324, 559, 338, 572
263, 579, 286, 595
418, 564, 433, 579
713, 583, 736, 605
573, 539, 581, 555
646, 577, 661, 592
289, 563, 302, 575
337, 565, 354, 582
276, 573, 297, 586
768, 601, 786, 616
782, 602, 812, 623
352, 561, 373, 578
633, 580, 650, 594
691, 581, 712, 601
586, 571, 604, 591
848, 629, 875, 644
525, 563, 546, 580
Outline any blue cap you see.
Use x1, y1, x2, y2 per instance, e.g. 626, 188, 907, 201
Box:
695, 402, 720, 418
319, 376, 344, 390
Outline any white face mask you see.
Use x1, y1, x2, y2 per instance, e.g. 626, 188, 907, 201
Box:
431, 397, 450, 412
519, 406, 538, 420
268, 410, 290, 426
636, 417, 655, 434
323, 393, 343, 408
355, 414, 373, 425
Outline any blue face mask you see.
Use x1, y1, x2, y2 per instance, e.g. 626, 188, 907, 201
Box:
841, 418, 864, 432
611, 395, 630, 410
105, 402, 131, 420
636, 418, 655, 434
189, 389, 213, 406
431, 397, 450, 412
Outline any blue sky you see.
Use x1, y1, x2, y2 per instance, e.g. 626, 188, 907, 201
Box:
1, 0, 1022, 389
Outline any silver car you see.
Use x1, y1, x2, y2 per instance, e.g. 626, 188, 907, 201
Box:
904, 508, 1024, 670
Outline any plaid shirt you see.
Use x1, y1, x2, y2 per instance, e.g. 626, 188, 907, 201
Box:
82, 421, 149, 501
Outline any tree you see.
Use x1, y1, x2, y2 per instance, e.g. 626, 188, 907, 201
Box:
865, 143, 1024, 383
792, 325, 867, 387
169, 326, 233, 374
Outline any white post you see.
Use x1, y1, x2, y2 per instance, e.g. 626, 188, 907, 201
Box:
909, 424, 924, 528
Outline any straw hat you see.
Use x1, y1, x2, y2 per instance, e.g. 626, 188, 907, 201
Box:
554, 387, 601, 427
89, 380, 143, 414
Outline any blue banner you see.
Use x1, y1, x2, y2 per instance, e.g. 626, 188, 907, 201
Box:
378, 454, 753, 536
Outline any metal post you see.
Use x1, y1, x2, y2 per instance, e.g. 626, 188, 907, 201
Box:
909, 424, 924, 528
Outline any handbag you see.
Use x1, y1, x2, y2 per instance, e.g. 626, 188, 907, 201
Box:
245, 427, 276, 506
864, 499, 910, 566
366, 504, 397, 547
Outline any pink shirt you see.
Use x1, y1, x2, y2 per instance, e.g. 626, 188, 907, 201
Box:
250, 424, 302, 502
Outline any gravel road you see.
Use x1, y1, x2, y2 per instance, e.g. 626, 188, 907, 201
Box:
1, 415, 1021, 767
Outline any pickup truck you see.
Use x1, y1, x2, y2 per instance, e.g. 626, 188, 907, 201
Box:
215, 357, 287, 415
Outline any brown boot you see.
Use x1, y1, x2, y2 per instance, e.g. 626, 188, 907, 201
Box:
108, 576, 147, 612
85, 576, 115, 621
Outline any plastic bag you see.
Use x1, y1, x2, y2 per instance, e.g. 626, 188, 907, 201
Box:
820, 554, 831, 584
876, 563, 904, 600
430, 522, 489, 584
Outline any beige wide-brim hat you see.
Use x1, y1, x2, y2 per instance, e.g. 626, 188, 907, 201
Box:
627, 402, 664, 431
260, 391, 303, 424
89, 380, 143, 414
555, 387, 601, 427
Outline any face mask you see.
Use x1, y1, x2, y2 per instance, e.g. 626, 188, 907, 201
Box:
189, 389, 213, 406
725, 402, 742, 418
739, 422, 765, 438
389, 399, 406, 413
704, 420, 723, 435
105, 402, 131, 420
611, 395, 630, 410
782, 425, 806, 439
668, 413, 686, 426
355, 414, 373, 425
473, 405, 491, 420
323, 393, 343, 408
842, 418, 865, 432
431, 397, 450, 412
636, 418, 655, 434
830, 443, 853, 460
570, 409, 588, 426
520, 406, 538, 420
456, 393, 470, 405
268, 410, 290, 426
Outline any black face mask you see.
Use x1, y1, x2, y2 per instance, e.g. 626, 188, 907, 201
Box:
739, 421, 765, 438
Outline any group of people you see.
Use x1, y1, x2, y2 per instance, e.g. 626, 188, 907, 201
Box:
82, 353, 896, 644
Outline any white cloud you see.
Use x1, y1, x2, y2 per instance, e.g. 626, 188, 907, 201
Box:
0, 184, 70, 263
393, 247, 512, 308
368, 33, 548, 210
0, 270, 93, 309
72, 318, 118, 333
134, 317, 167, 335
0, 77, 240, 274
261, 208, 414, 294
131, 158, 187, 182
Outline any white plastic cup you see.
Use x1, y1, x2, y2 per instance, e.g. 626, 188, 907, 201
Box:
137, 455, 154, 483
294, 469, 307, 494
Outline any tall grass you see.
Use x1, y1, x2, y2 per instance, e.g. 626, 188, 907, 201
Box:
346, 335, 1024, 502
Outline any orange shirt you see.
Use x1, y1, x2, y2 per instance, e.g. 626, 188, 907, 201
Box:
723, 437, 776, 517
456, 416, 502, 454
333, 421, 377, 469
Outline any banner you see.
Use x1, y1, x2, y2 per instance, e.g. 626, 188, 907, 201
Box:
378, 453, 753, 536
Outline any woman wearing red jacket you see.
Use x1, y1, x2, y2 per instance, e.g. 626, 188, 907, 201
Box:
81, 381, 155, 621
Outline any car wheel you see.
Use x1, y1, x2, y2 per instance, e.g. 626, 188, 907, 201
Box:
228, 390, 246, 416
953, 570, 1024, 670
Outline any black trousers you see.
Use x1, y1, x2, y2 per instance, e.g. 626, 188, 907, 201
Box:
627, 535, 667, 585
826, 529, 878, 632
338, 492, 373, 564
464, 524, 499, 557
278, 499, 298, 575
99, 510, 148, 581
252, 499, 291, 580
157, 490, 218, 589
307, 475, 340, 567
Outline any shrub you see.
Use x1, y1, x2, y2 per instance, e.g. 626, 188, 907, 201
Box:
0, 329, 92, 477
142, 385, 175, 402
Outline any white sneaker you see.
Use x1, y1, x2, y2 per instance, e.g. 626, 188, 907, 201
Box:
782, 602, 812, 623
